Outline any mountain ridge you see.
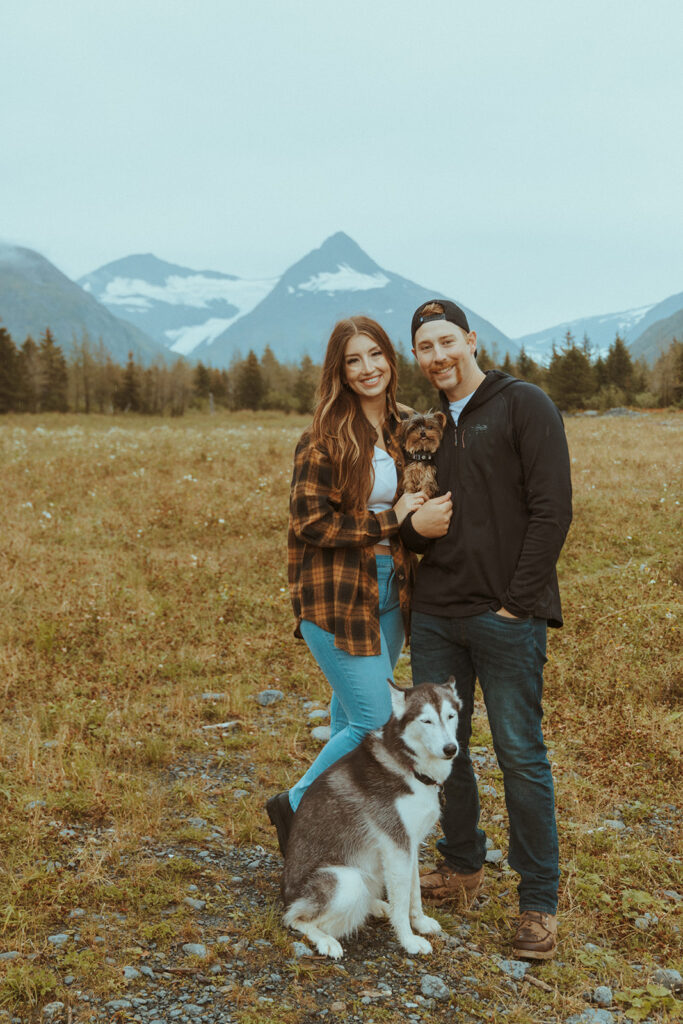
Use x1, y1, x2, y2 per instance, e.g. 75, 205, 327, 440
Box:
0, 245, 166, 364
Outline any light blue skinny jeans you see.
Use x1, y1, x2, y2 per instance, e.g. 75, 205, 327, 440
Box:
288, 554, 404, 811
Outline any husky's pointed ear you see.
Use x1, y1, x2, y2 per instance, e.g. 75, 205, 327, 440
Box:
443, 676, 463, 711
388, 678, 408, 718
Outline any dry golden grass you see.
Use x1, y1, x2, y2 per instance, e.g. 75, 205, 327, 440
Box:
0, 409, 681, 1019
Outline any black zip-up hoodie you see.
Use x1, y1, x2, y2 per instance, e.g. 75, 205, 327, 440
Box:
400, 370, 572, 627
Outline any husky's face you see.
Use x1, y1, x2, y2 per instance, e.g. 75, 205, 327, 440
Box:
391, 679, 461, 763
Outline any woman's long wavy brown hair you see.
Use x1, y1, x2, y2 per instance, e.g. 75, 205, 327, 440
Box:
310, 316, 400, 512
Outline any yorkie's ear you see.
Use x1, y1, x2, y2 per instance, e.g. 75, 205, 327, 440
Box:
435, 412, 447, 430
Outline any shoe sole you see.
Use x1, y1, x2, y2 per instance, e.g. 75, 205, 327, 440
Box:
511, 946, 557, 960
421, 889, 481, 908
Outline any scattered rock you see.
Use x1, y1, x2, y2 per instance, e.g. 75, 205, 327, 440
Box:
603, 819, 626, 831
106, 1000, 133, 1011
311, 725, 331, 741
201, 719, 240, 731
592, 985, 613, 1006
307, 708, 329, 720
0, 951, 20, 961
202, 692, 227, 700
47, 933, 69, 946
25, 799, 46, 810
480, 784, 498, 797
256, 689, 284, 706
567, 1010, 614, 1024
291, 941, 313, 957
233, 789, 249, 799
634, 912, 658, 930
497, 959, 529, 981
184, 896, 207, 911
421, 974, 450, 1000
651, 967, 682, 992
42, 1003, 65, 1019
485, 849, 504, 864
122, 965, 141, 979
182, 943, 208, 958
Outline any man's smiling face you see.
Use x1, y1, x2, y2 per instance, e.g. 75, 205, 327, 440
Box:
412, 320, 478, 400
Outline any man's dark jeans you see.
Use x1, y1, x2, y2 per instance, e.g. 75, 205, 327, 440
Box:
411, 609, 559, 913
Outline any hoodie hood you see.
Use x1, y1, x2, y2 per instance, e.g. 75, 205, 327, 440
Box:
439, 369, 518, 418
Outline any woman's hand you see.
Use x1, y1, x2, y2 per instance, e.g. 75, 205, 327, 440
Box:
393, 490, 427, 525
410, 492, 453, 537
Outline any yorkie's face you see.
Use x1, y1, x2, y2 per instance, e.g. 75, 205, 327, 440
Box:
401, 411, 447, 454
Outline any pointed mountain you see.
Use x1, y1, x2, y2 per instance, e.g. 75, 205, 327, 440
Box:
192, 232, 515, 367
513, 305, 657, 365
79, 254, 277, 355
0, 244, 165, 363
513, 289, 683, 366
628, 304, 683, 364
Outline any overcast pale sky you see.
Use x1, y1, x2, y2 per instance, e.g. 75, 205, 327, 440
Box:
2, 0, 681, 337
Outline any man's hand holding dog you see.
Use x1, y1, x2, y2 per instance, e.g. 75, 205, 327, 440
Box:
411, 492, 452, 537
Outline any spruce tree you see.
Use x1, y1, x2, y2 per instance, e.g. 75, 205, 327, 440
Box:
516, 346, 541, 384
117, 351, 141, 411
17, 336, 40, 411
193, 362, 211, 400
0, 326, 19, 412
605, 335, 634, 401
293, 355, 318, 414
235, 351, 265, 410
546, 337, 595, 410
38, 329, 69, 412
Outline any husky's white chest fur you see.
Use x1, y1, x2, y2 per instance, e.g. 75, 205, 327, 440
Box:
281, 680, 462, 959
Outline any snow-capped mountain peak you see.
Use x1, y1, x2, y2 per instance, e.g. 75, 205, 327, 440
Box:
294, 263, 390, 294
78, 254, 277, 355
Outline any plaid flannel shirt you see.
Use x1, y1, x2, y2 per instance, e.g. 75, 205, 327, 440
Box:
288, 415, 417, 656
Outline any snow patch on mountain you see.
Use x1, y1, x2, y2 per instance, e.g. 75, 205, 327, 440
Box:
99, 274, 276, 311
297, 264, 390, 294
515, 302, 658, 365
166, 317, 244, 355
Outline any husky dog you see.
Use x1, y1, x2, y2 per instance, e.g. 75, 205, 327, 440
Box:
401, 411, 447, 498
281, 679, 461, 959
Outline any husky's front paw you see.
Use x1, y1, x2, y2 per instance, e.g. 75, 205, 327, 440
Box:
411, 913, 441, 935
370, 899, 390, 919
400, 933, 433, 955
316, 936, 344, 959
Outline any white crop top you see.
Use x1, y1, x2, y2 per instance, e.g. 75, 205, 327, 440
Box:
368, 446, 397, 547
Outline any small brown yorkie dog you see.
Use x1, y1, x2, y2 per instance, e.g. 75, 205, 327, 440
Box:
400, 411, 447, 498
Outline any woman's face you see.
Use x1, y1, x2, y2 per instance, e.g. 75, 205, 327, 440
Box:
343, 333, 391, 399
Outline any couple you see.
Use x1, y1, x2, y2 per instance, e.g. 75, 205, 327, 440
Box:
267, 298, 573, 960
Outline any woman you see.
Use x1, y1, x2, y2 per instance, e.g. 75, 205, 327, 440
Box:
266, 316, 425, 855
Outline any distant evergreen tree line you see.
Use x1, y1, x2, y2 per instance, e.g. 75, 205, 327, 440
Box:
1, 325, 681, 416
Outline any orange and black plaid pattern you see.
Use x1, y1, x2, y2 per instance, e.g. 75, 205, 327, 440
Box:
288, 417, 417, 656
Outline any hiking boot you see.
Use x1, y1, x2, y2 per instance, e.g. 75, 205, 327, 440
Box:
419, 862, 485, 906
512, 911, 558, 960
265, 791, 294, 857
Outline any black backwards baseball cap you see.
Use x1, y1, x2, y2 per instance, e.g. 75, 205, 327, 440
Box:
411, 299, 470, 343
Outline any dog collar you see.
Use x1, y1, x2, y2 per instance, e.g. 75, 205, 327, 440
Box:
414, 770, 440, 787
405, 451, 434, 463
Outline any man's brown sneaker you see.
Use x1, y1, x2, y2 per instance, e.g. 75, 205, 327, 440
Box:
512, 911, 558, 960
419, 862, 485, 906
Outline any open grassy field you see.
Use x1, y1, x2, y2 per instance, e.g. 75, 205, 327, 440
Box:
0, 410, 681, 1023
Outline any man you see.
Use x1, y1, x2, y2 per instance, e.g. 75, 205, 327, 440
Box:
401, 299, 572, 959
